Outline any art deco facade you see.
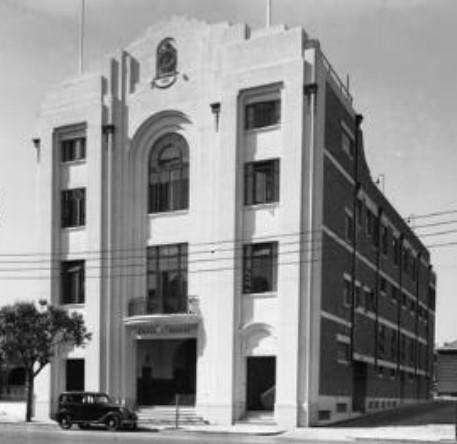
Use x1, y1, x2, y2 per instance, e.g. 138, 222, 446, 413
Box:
20, 17, 437, 427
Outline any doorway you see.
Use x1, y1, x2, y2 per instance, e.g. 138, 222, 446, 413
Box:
352, 361, 367, 412
66, 359, 85, 391
246, 356, 275, 411
137, 338, 196, 406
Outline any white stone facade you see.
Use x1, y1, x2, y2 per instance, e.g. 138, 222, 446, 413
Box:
28, 17, 343, 427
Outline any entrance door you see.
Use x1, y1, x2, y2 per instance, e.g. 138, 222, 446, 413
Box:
66, 359, 84, 391
352, 361, 367, 412
246, 356, 275, 411
137, 338, 196, 406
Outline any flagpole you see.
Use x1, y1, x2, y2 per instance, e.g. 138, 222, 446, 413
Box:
79, 0, 85, 73
266, 0, 271, 27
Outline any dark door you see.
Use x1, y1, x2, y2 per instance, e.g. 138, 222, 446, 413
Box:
246, 356, 276, 411
352, 361, 367, 412
66, 359, 84, 391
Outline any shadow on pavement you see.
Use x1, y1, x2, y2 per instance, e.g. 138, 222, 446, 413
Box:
325, 400, 456, 428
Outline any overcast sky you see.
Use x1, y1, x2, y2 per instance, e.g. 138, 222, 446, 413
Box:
0, 0, 456, 344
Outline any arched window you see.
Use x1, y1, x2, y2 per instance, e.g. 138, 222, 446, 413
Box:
149, 133, 189, 213
156, 38, 177, 78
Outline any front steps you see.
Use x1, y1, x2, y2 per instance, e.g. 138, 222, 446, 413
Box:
239, 410, 276, 425
136, 405, 208, 426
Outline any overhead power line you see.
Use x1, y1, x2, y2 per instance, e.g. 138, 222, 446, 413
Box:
407, 209, 457, 221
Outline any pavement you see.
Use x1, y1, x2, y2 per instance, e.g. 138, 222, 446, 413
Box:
0, 400, 455, 442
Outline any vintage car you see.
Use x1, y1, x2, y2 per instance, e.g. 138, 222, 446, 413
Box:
53, 391, 137, 431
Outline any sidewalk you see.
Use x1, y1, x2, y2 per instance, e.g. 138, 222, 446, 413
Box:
0, 414, 455, 441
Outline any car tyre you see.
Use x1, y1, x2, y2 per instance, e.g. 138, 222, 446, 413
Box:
106, 415, 121, 431
59, 414, 72, 430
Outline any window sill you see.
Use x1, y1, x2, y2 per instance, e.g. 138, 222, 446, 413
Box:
61, 225, 86, 232
61, 159, 86, 167
244, 202, 279, 211
244, 124, 281, 134
337, 359, 350, 366
148, 209, 189, 218
243, 291, 277, 298
60, 303, 85, 309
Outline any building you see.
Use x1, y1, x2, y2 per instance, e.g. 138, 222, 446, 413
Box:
436, 340, 457, 396
8, 17, 436, 427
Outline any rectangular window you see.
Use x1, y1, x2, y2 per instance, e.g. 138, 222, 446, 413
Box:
378, 325, 386, 355
243, 242, 278, 293
355, 284, 361, 307
380, 277, 387, 295
245, 100, 281, 130
147, 243, 188, 314
356, 198, 364, 226
366, 209, 374, 237
337, 341, 350, 364
403, 248, 409, 273
381, 225, 388, 255
391, 285, 398, 304
61, 188, 86, 228
390, 330, 397, 359
402, 292, 408, 309
345, 211, 354, 243
393, 237, 400, 266
343, 278, 352, 307
61, 260, 85, 304
61, 137, 86, 162
411, 256, 417, 281
341, 129, 354, 157
364, 288, 375, 312
244, 159, 280, 205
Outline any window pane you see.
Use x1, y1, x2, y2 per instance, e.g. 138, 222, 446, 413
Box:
245, 100, 281, 130
243, 242, 277, 293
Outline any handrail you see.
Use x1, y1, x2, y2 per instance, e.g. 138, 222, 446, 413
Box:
320, 51, 353, 104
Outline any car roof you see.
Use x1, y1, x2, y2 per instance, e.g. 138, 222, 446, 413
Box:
59, 391, 108, 396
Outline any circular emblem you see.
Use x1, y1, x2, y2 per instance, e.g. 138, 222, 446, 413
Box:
153, 38, 178, 89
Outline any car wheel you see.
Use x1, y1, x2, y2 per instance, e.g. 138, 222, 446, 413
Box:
106, 415, 121, 431
59, 414, 72, 430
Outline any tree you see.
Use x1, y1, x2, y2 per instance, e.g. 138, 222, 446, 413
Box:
0, 300, 91, 422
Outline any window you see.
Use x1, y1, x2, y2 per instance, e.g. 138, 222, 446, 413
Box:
390, 330, 397, 359
147, 243, 188, 314
355, 284, 361, 307
380, 277, 387, 295
411, 256, 417, 281
378, 325, 386, 355
243, 242, 278, 293
356, 198, 364, 226
337, 340, 350, 364
403, 248, 409, 273
377, 365, 384, 377
336, 403, 347, 413
391, 285, 398, 304
149, 133, 189, 213
393, 237, 400, 266
156, 38, 177, 78
364, 288, 375, 312
366, 209, 374, 237
245, 100, 281, 130
381, 225, 388, 255
402, 292, 408, 309
345, 211, 354, 243
61, 137, 86, 162
66, 359, 84, 391
61, 188, 85, 228
61, 260, 85, 304
341, 129, 354, 157
244, 159, 280, 205
343, 278, 352, 307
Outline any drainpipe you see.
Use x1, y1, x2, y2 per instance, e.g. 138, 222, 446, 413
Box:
374, 208, 383, 368
396, 234, 405, 402
414, 252, 421, 399
350, 114, 363, 361
103, 123, 115, 393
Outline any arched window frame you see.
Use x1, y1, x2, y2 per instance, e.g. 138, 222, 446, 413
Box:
148, 133, 189, 213
156, 38, 177, 78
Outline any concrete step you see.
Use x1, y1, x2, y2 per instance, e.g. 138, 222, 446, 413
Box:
136, 406, 208, 425
239, 411, 276, 425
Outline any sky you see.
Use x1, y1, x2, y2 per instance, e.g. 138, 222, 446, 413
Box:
0, 0, 456, 344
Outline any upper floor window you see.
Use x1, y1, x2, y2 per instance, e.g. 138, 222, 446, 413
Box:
148, 133, 189, 213
244, 159, 279, 205
341, 128, 354, 157
156, 38, 177, 78
61, 188, 86, 228
147, 243, 188, 314
243, 242, 278, 294
345, 210, 354, 243
381, 225, 389, 255
343, 277, 352, 307
61, 260, 85, 305
245, 100, 281, 130
61, 137, 86, 162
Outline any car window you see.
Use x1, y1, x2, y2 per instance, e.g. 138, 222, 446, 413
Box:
95, 394, 111, 404
82, 395, 95, 404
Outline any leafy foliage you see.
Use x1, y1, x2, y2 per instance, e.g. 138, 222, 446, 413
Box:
0, 300, 91, 421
